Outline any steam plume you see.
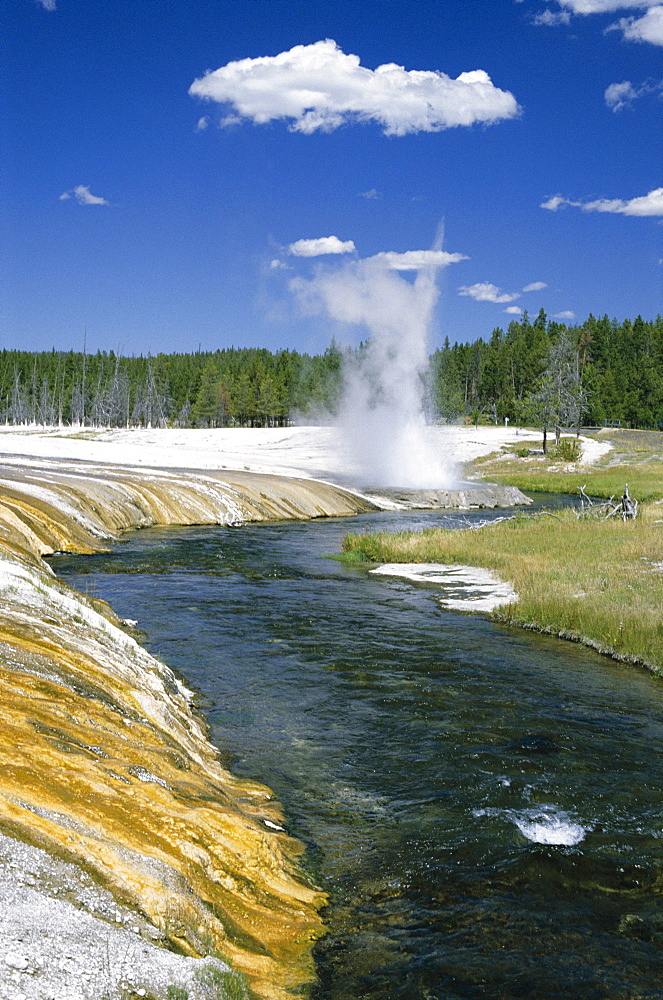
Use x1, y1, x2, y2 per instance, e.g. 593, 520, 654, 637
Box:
291, 234, 466, 487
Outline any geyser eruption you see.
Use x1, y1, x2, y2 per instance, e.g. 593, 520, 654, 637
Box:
291, 241, 466, 488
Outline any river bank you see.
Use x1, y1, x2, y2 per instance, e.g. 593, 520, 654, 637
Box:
0, 456, 376, 1000
341, 427, 663, 675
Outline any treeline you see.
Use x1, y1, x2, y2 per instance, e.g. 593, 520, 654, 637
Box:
432, 311, 663, 430
2, 312, 661, 430
0, 344, 343, 428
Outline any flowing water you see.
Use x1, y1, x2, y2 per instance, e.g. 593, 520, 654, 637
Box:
51, 503, 663, 1000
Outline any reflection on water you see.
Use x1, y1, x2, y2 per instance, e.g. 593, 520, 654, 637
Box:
51, 501, 663, 1000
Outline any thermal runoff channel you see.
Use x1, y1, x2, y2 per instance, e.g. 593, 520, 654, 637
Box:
291, 239, 466, 488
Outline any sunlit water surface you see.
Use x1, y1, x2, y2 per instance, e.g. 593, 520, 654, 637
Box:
52, 501, 663, 1000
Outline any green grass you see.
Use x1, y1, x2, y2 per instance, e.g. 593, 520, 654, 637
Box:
194, 963, 251, 1000
342, 503, 663, 672
469, 429, 663, 503
166, 987, 189, 1000
483, 461, 663, 503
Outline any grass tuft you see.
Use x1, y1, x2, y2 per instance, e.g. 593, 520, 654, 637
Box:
195, 962, 252, 1000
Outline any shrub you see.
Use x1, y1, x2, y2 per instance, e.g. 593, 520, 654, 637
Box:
551, 437, 581, 462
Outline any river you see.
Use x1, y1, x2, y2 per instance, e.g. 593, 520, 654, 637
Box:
51, 503, 663, 1000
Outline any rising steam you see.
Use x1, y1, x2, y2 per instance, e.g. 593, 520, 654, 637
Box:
290, 236, 466, 487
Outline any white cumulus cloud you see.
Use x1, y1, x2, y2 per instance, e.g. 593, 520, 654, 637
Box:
603, 80, 663, 112
614, 5, 663, 44
189, 39, 520, 136
538, 2, 663, 46
556, 0, 658, 13
288, 236, 356, 257
533, 10, 572, 24
59, 185, 109, 206
541, 194, 570, 211
523, 281, 548, 291
554, 310, 577, 319
605, 77, 663, 108
504, 306, 524, 314
542, 187, 663, 215
583, 188, 663, 213
605, 80, 641, 108
458, 282, 521, 304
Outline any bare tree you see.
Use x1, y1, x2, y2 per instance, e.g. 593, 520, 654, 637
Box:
131, 361, 170, 428
528, 333, 588, 452
9, 370, 29, 425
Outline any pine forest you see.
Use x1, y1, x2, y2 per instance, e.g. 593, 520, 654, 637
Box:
2, 311, 662, 432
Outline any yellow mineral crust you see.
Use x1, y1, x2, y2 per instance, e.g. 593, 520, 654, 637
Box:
0, 459, 375, 998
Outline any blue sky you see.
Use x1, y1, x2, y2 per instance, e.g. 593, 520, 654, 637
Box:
4, 0, 662, 356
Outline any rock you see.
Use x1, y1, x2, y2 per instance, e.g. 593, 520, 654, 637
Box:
4, 953, 29, 970
364, 482, 531, 509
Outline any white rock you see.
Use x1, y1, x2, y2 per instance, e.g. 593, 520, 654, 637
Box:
4, 953, 29, 970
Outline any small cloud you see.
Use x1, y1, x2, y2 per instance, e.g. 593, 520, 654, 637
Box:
545, 1, 663, 47
220, 113, 243, 128
541, 187, 663, 215
458, 282, 520, 304
553, 310, 576, 320
541, 194, 572, 211
358, 188, 383, 200
368, 250, 468, 270
37, 0, 57, 9
269, 259, 289, 270
556, 1, 659, 15
189, 39, 520, 136
504, 306, 523, 314
195, 116, 210, 131
523, 281, 548, 292
288, 236, 356, 257
60, 184, 109, 206
605, 77, 663, 110
533, 10, 572, 25
605, 80, 640, 110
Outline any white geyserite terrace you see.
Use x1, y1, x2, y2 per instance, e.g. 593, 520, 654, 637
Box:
0, 424, 576, 477
0, 463, 252, 530
370, 563, 517, 612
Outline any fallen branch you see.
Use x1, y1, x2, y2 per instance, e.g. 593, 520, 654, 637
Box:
576, 484, 638, 521
445, 514, 515, 531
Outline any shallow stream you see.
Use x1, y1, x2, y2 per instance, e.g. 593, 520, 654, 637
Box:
52, 502, 663, 999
